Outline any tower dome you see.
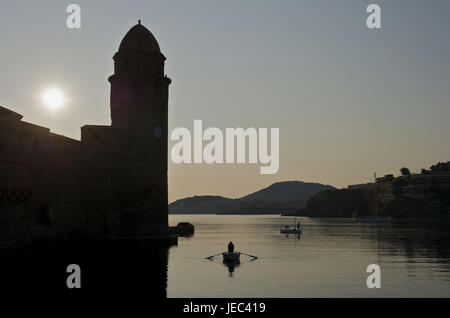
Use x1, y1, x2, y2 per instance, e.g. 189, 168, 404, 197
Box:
118, 20, 160, 53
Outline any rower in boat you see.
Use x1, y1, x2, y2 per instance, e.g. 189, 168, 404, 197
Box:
205, 246, 256, 262
228, 241, 234, 253
223, 241, 240, 262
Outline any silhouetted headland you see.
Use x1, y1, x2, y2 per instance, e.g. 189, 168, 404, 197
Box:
293, 162, 450, 218
169, 181, 335, 214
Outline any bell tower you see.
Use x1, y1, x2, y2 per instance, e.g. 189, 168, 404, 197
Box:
106, 21, 171, 234
108, 20, 171, 129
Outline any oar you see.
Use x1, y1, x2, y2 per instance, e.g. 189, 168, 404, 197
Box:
205, 252, 223, 260
240, 252, 258, 259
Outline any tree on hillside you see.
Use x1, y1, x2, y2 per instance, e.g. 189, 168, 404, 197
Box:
400, 167, 411, 176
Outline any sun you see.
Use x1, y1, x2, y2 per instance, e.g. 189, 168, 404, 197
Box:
42, 88, 65, 110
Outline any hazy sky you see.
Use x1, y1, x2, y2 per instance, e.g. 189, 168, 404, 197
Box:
1, 1, 450, 202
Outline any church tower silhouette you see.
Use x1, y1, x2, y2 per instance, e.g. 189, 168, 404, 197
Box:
109, 20, 171, 129
80, 21, 171, 237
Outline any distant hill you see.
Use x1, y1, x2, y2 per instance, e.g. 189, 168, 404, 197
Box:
169, 181, 335, 214
168, 196, 235, 214
296, 189, 373, 218
241, 180, 335, 201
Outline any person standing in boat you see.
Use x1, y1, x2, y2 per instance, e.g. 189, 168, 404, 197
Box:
228, 241, 234, 253
297, 222, 301, 230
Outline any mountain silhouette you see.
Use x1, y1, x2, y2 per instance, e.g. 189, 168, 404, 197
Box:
169, 181, 335, 214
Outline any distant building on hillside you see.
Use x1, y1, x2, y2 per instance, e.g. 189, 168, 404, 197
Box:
347, 167, 450, 206
347, 183, 371, 190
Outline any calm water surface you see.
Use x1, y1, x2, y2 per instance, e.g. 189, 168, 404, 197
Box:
168, 215, 450, 297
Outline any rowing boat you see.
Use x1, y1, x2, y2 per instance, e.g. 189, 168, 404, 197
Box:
280, 228, 302, 234
222, 252, 240, 261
